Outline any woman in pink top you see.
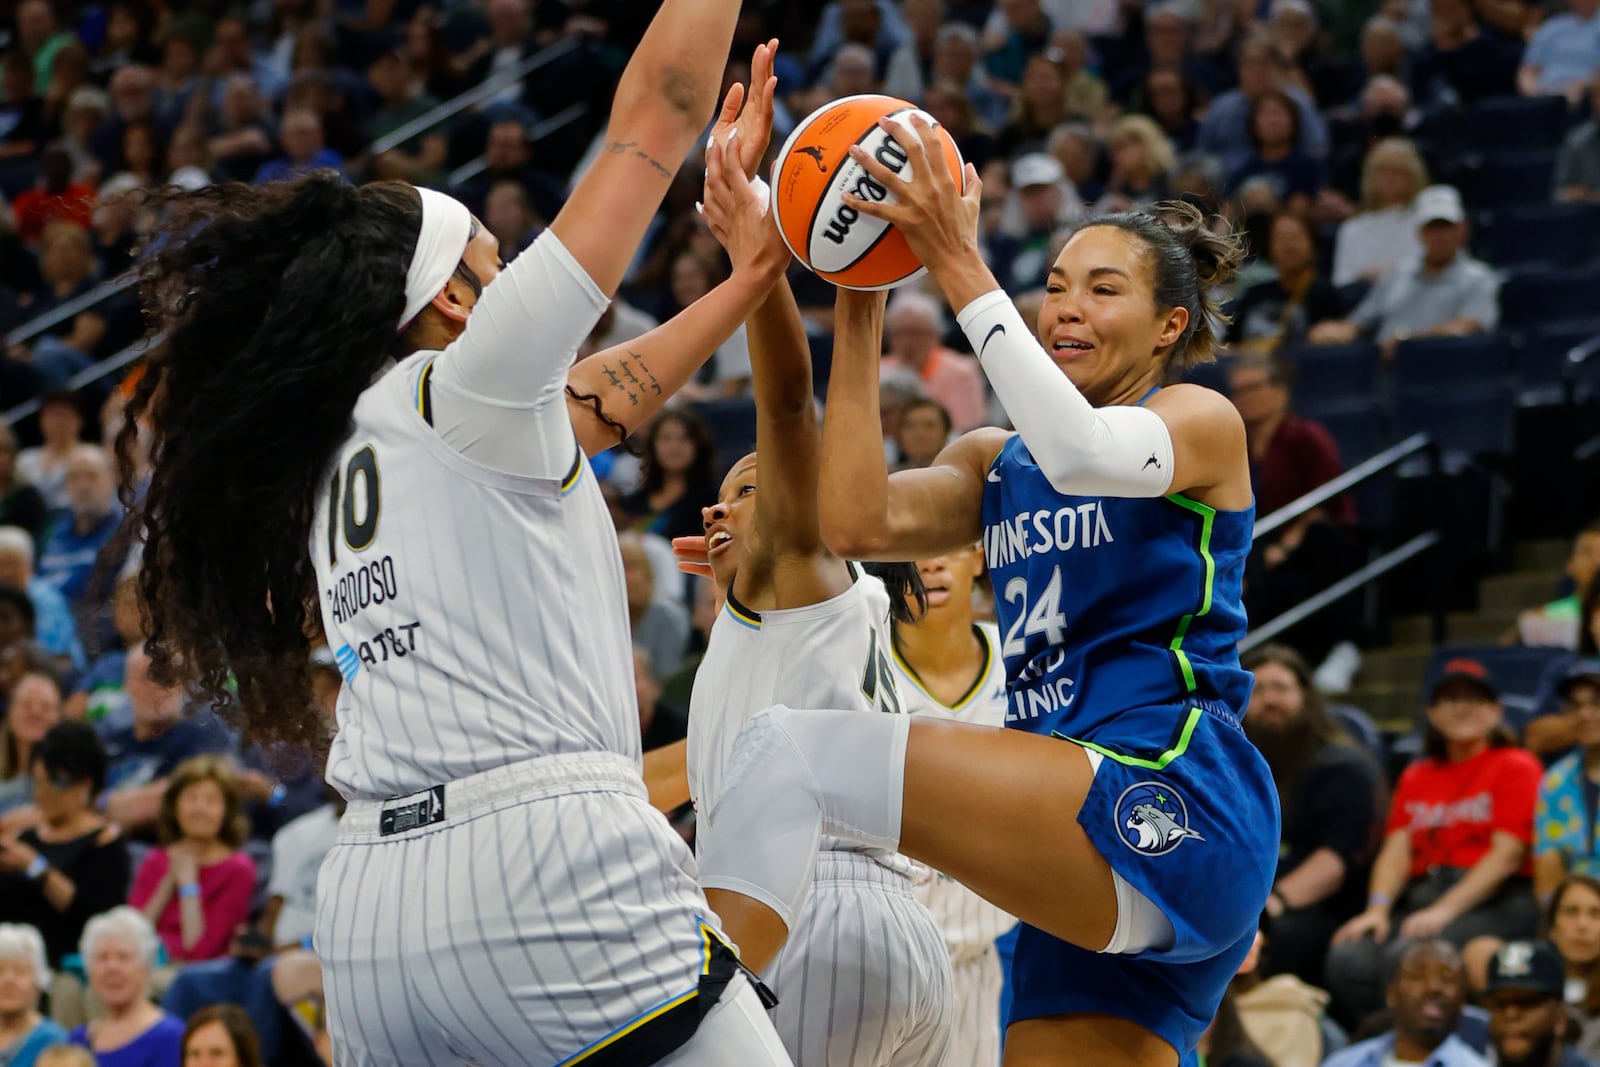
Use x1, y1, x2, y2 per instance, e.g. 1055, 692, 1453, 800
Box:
128, 755, 256, 962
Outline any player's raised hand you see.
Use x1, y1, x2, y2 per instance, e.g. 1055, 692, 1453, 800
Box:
844, 114, 981, 276
710, 39, 779, 181
702, 133, 788, 279
672, 535, 713, 578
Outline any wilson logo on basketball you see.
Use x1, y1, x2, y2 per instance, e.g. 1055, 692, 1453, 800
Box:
820, 140, 909, 247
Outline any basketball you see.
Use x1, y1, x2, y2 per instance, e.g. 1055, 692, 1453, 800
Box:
770, 94, 966, 292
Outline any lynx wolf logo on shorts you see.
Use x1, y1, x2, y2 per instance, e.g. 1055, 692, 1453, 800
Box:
1115, 781, 1204, 856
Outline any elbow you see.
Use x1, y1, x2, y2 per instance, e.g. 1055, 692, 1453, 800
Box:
616, 64, 716, 136
820, 518, 886, 563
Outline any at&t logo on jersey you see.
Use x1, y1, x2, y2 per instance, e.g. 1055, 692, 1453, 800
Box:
1115, 781, 1204, 856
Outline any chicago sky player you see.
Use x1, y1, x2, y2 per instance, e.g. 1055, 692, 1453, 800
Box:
690, 115, 1280, 1067
113, 18, 799, 1067
672, 91, 953, 1067
888, 546, 1016, 1067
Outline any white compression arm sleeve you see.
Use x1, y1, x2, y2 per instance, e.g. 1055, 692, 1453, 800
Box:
427, 230, 610, 479
958, 289, 1176, 498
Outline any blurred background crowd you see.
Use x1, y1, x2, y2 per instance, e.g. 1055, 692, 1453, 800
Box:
0, 0, 1598, 1064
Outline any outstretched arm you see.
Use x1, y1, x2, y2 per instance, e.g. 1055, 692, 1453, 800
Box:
550, 0, 744, 299
568, 46, 785, 455
430, 2, 745, 473
846, 116, 1247, 507
818, 288, 1000, 562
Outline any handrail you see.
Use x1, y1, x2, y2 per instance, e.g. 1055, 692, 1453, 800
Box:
1569, 330, 1600, 368
2, 335, 154, 424
369, 36, 581, 157
5, 274, 135, 347
1239, 531, 1442, 654
447, 101, 589, 189
1253, 432, 1434, 541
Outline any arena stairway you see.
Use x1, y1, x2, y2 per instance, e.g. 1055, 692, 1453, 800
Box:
1341, 537, 1571, 731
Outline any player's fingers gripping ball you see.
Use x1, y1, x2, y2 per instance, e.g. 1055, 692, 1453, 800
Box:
771, 94, 965, 291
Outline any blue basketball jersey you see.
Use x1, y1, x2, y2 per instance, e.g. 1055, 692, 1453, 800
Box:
980, 431, 1255, 753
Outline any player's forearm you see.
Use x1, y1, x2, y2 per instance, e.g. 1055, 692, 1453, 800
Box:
818, 291, 893, 558
609, 0, 741, 150
747, 276, 816, 426
956, 290, 1174, 498
568, 266, 780, 455
642, 739, 691, 812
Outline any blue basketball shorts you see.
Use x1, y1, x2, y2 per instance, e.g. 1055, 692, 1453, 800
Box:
1008, 701, 1281, 1058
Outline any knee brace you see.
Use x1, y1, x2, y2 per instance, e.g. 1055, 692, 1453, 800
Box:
696, 706, 911, 929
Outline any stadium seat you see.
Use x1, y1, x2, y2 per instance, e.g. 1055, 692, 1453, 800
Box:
1499, 267, 1600, 332
690, 397, 758, 471
1465, 96, 1572, 154
1285, 342, 1382, 405
1394, 386, 1515, 457
1420, 645, 1573, 735
1392, 335, 1510, 396
1302, 398, 1386, 463
1469, 152, 1558, 210
1477, 205, 1600, 269
1516, 320, 1600, 388
1179, 358, 1229, 395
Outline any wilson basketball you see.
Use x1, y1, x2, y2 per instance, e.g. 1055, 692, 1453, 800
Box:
770, 94, 965, 291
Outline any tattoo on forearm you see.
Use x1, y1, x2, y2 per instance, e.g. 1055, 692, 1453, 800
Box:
603, 140, 672, 180
608, 350, 664, 406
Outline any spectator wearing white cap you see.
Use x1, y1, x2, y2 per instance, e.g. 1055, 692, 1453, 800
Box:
1309, 185, 1499, 357
0, 923, 66, 1066
993, 152, 1083, 292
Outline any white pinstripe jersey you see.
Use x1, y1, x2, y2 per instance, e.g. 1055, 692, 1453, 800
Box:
892, 622, 1017, 963
688, 568, 910, 868
311, 350, 638, 801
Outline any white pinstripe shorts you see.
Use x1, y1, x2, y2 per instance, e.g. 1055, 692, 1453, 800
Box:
316, 752, 784, 1066
761, 851, 954, 1067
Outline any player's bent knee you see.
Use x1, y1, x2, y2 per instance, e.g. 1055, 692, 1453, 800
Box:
699, 707, 825, 927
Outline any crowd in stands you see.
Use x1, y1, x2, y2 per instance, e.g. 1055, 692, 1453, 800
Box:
0, 0, 1596, 1064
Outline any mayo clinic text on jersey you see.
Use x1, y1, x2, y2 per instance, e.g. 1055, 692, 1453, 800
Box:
984, 500, 1115, 570
326, 554, 400, 624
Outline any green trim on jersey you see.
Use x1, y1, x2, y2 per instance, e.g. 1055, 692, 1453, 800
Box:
1163, 494, 1218, 693
1052, 706, 1204, 770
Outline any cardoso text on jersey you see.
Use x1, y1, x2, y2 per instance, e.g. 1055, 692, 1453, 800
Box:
984, 501, 1115, 570
326, 554, 400, 625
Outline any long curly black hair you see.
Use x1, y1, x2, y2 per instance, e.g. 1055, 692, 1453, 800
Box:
115, 174, 420, 751
115, 174, 630, 752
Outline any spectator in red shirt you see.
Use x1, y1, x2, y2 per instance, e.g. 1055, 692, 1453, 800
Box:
12, 146, 94, 248
879, 288, 988, 433
1323, 659, 1544, 1028
128, 754, 257, 963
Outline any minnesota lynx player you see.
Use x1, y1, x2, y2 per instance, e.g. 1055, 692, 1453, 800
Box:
673, 130, 952, 1067
889, 545, 1016, 1067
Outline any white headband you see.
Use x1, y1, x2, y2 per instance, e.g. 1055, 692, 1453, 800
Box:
398, 187, 473, 332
